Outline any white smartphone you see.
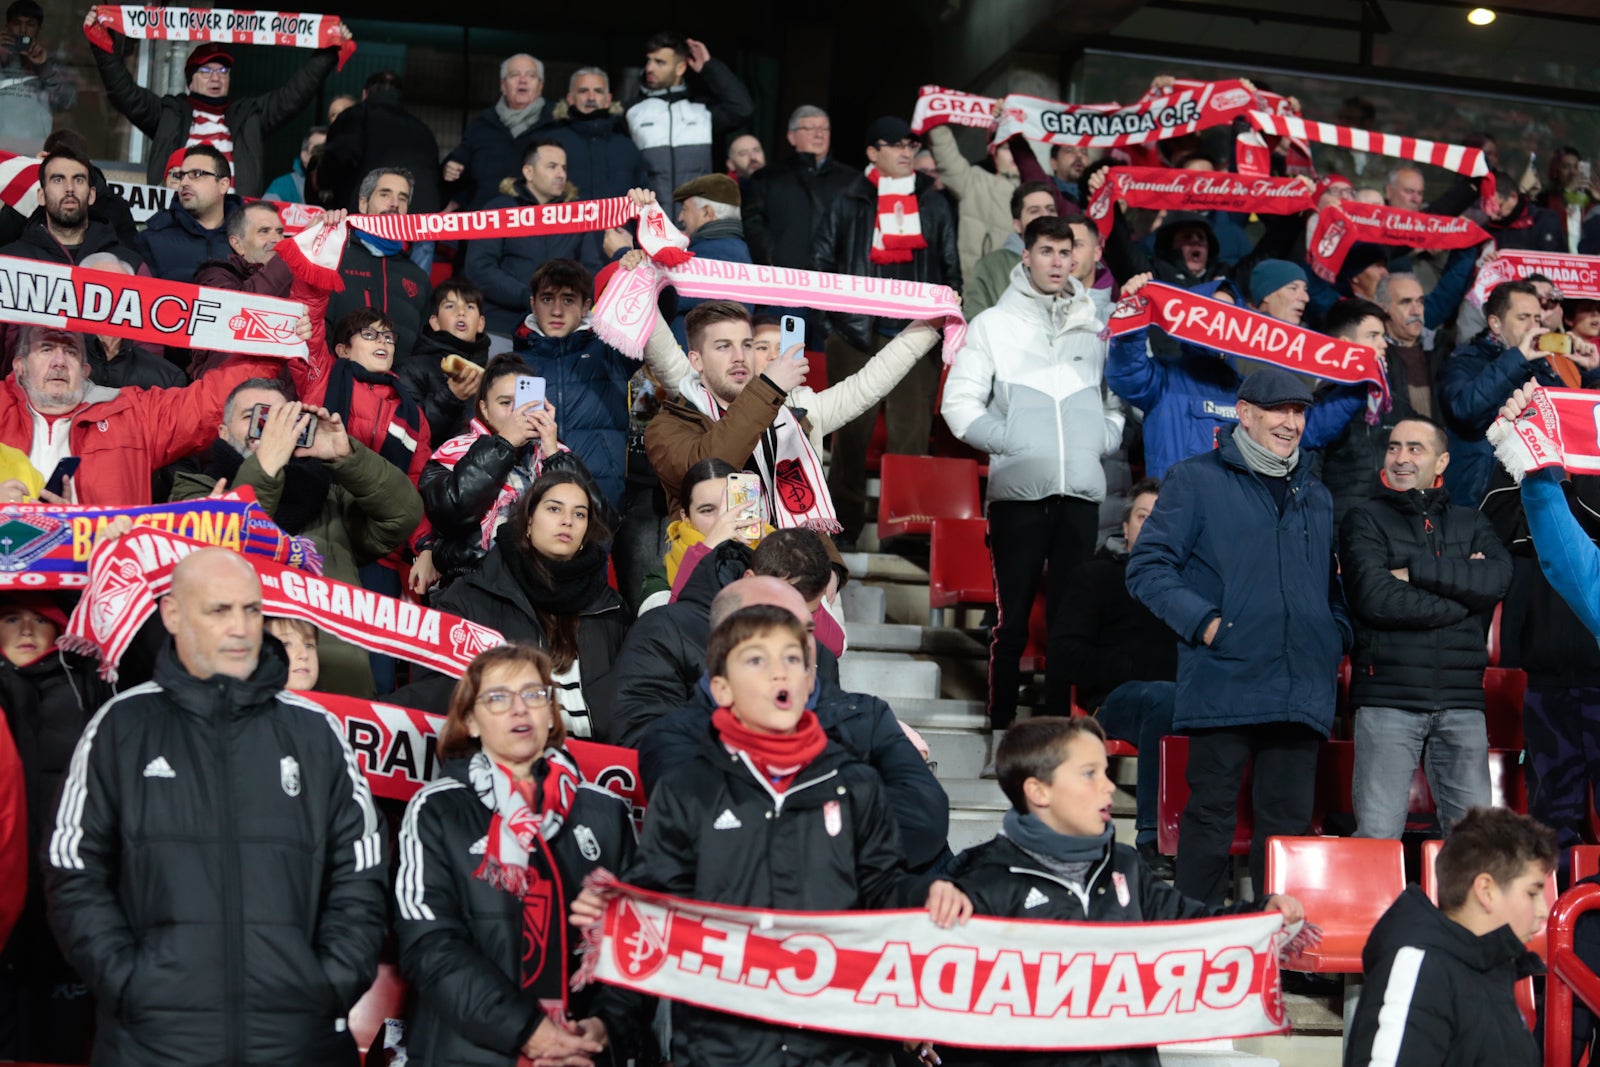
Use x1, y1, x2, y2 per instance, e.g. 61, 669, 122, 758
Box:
726, 472, 763, 539
779, 314, 805, 359
514, 375, 546, 410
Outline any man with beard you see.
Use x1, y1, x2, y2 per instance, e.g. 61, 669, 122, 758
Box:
325, 168, 432, 357
444, 54, 556, 211
0, 146, 143, 271
725, 133, 764, 184
169, 379, 421, 697
1051, 143, 1092, 206
549, 66, 646, 202
136, 144, 240, 284
624, 31, 754, 206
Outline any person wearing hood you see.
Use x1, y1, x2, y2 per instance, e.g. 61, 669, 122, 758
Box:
1126, 368, 1352, 907
318, 71, 443, 219
1343, 806, 1551, 1067
135, 144, 241, 284
668, 174, 752, 347
86, 34, 346, 197
1106, 264, 1368, 480
443, 54, 557, 212
1484, 167, 1567, 254
465, 140, 604, 344
401, 280, 490, 448
963, 180, 1058, 321
548, 66, 647, 201
943, 215, 1123, 769
44, 548, 387, 1065
1338, 416, 1510, 839
623, 31, 754, 207
0, 145, 145, 280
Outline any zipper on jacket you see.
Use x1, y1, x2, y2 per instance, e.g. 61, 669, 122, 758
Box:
213, 690, 246, 1067
1007, 848, 1112, 915
736, 752, 840, 816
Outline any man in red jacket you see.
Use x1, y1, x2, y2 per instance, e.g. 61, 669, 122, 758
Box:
0, 324, 306, 505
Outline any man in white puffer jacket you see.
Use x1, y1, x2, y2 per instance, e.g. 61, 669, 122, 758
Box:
942, 214, 1124, 770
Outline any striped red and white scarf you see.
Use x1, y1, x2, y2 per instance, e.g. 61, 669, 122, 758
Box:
865, 165, 925, 265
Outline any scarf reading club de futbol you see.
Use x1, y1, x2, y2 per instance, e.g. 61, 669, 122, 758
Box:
865, 165, 926, 265
1471, 249, 1600, 307
61, 527, 505, 680
1108, 282, 1390, 418
0, 492, 318, 590
577, 878, 1305, 1050
83, 6, 357, 69
1308, 200, 1489, 282
1489, 386, 1600, 482
1086, 168, 1317, 237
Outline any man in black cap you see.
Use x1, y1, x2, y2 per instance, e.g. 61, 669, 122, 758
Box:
813, 114, 960, 548
0, 0, 73, 144
85, 19, 350, 196
1127, 365, 1352, 906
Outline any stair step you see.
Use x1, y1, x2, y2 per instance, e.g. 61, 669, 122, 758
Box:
838, 654, 940, 700
886, 696, 987, 730
848, 622, 986, 657
940, 778, 1138, 816
839, 551, 929, 583
839, 583, 887, 625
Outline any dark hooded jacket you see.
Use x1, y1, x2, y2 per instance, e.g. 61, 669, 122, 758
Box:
401, 326, 489, 448
1485, 194, 1568, 254
510, 322, 633, 509
462, 181, 605, 334
135, 195, 243, 284
547, 103, 648, 201
1343, 887, 1541, 1067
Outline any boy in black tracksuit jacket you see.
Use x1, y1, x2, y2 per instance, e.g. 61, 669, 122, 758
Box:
573, 604, 971, 1067
1343, 806, 1553, 1067
944, 717, 1304, 1067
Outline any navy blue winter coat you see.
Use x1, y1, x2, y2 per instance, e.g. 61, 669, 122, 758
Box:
668, 219, 753, 347
548, 107, 648, 201
463, 182, 605, 335
510, 323, 632, 509
1440, 333, 1600, 506
443, 103, 556, 211
134, 195, 242, 283
1125, 430, 1352, 735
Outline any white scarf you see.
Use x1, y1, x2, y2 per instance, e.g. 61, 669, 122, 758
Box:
865, 165, 925, 265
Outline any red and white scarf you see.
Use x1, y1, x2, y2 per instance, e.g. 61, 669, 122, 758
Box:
431, 418, 562, 549
83, 6, 357, 68
61, 527, 505, 680
1087, 167, 1316, 237
1471, 249, 1600, 307
909, 85, 999, 135
865, 166, 925, 265
995, 79, 1276, 149
1308, 200, 1489, 282
0, 151, 40, 217
1108, 282, 1390, 418
186, 98, 233, 159
468, 747, 580, 897
579, 878, 1305, 1050
1490, 386, 1600, 481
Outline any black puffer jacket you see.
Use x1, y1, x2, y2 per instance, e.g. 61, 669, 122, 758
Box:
1344, 887, 1541, 1067
744, 152, 860, 269
1339, 480, 1511, 712
944, 834, 1265, 1067
814, 171, 961, 351
43, 640, 387, 1067
401, 327, 488, 448
1059, 539, 1177, 709
318, 87, 444, 215
429, 545, 628, 736
326, 238, 432, 359
394, 755, 648, 1067
628, 733, 929, 1067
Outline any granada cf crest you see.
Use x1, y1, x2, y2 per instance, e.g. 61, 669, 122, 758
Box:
228, 309, 300, 344
774, 459, 815, 514
612, 897, 671, 980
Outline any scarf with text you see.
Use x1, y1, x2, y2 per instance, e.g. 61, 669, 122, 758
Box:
593, 258, 966, 363
865, 166, 926, 265
1087, 167, 1316, 236
276, 198, 689, 291
994, 79, 1282, 150
1488, 386, 1600, 482
61, 528, 505, 680
1108, 282, 1390, 418
1308, 200, 1489, 282
1471, 249, 1600, 306
712, 707, 829, 792
578, 878, 1298, 1050
84, 6, 356, 69
909, 86, 999, 135
0, 253, 310, 359
0, 492, 319, 590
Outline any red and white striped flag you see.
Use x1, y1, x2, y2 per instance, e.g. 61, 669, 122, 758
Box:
0, 151, 40, 217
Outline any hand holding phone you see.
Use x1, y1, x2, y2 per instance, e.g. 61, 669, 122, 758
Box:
725, 473, 763, 544
45, 457, 80, 498
779, 314, 805, 360
514, 375, 547, 411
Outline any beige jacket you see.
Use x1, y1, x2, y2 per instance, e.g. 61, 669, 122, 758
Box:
927, 124, 1020, 281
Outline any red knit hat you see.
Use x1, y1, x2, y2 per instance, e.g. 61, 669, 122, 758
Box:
0, 593, 69, 631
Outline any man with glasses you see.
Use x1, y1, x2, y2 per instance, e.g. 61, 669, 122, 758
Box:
325, 167, 432, 358
743, 105, 856, 273
86, 32, 348, 197
813, 114, 960, 548
623, 31, 754, 206
136, 144, 240, 284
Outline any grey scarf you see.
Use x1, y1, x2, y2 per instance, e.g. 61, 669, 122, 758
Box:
1232, 423, 1298, 478
1002, 810, 1114, 888
496, 96, 545, 139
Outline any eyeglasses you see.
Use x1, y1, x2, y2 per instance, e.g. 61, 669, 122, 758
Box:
358, 328, 397, 346
196, 65, 230, 75
476, 686, 555, 714
875, 139, 921, 151
172, 168, 220, 181
792, 124, 830, 135
1539, 293, 1564, 309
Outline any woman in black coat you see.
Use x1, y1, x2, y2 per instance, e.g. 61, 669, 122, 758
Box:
394, 644, 646, 1067
431, 468, 628, 740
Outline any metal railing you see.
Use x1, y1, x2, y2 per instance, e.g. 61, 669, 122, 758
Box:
1545, 882, 1600, 1067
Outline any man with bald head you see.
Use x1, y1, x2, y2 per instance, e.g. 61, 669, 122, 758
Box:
46, 546, 386, 1065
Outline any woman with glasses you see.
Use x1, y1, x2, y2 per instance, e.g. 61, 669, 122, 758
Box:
395, 644, 647, 1067
431, 468, 628, 741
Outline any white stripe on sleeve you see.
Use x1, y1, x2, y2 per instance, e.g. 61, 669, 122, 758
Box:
1366, 945, 1427, 1067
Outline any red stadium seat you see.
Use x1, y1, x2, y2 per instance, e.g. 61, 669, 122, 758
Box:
349, 961, 408, 1059
1070, 687, 1136, 757
1157, 734, 1252, 858
876, 455, 982, 540
1487, 601, 1503, 667
1266, 836, 1406, 972
928, 518, 994, 609
1572, 845, 1600, 884
1483, 667, 1527, 750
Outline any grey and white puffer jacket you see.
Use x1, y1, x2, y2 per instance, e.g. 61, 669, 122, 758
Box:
941, 263, 1123, 503
623, 59, 754, 206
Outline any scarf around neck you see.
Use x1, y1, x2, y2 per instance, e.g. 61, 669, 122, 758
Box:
865, 165, 926, 265
712, 706, 829, 793
321, 358, 425, 475
1001, 809, 1115, 863
494, 522, 610, 615
467, 749, 580, 1003
1232, 423, 1298, 478
433, 419, 544, 549
496, 96, 546, 139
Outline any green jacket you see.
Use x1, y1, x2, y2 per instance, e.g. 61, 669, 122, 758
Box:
171, 441, 424, 697
963, 246, 1021, 322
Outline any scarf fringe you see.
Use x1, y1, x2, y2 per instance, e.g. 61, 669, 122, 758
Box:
569, 866, 620, 993
288, 536, 325, 575
1277, 920, 1325, 963
648, 245, 695, 268
473, 854, 532, 897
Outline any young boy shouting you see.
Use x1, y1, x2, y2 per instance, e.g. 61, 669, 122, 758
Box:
573, 604, 969, 1067
1344, 806, 1553, 1067
944, 717, 1305, 1067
